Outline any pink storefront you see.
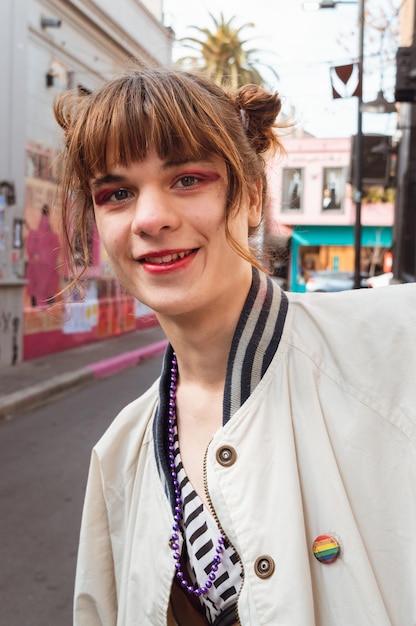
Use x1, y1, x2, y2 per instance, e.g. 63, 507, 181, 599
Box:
266, 135, 395, 291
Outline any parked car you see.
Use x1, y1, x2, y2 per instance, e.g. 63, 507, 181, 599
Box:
305, 270, 369, 293
366, 272, 393, 288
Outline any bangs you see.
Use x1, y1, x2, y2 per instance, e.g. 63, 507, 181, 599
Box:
71, 70, 239, 187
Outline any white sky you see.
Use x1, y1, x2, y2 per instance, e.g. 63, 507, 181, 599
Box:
163, 0, 398, 138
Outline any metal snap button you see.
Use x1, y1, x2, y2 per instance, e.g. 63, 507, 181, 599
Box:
216, 445, 237, 466
254, 555, 275, 579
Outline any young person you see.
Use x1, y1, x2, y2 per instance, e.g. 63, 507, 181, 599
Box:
54, 67, 416, 626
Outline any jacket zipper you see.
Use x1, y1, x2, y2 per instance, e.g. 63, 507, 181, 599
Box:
203, 444, 244, 625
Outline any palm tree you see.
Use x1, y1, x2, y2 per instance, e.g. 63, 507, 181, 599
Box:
176, 13, 279, 89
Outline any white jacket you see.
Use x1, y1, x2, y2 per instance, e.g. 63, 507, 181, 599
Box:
74, 280, 416, 625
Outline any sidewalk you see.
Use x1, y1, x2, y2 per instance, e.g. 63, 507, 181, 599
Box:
0, 325, 168, 420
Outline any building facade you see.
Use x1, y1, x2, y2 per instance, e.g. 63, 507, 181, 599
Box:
267, 136, 394, 291
1, 0, 173, 365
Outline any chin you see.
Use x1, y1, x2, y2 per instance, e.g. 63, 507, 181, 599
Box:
152, 295, 206, 320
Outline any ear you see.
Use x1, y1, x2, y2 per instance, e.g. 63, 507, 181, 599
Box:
247, 178, 263, 228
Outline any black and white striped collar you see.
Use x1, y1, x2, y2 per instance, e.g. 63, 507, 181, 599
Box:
153, 268, 288, 506
223, 267, 287, 424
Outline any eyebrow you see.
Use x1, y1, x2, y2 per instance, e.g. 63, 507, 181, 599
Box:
91, 173, 126, 189
90, 157, 216, 189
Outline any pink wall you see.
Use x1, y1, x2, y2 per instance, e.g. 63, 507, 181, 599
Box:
23, 297, 158, 360
267, 136, 394, 234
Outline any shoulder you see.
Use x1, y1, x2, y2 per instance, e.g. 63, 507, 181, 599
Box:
283, 284, 416, 432
286, 283, 416, 344
92, 378, 160, 479
287, 280, 416, 310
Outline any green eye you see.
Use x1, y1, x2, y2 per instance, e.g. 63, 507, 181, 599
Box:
179, 176, 198, 187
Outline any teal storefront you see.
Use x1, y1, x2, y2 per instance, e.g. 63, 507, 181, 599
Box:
290, 225, 393, 292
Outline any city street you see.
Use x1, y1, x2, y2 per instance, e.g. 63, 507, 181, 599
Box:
0, 354, 163, 626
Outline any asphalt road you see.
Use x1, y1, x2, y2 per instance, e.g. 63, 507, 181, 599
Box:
0, 354, 163, 626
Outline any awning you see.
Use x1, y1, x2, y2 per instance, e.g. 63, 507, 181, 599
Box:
292, 225, 392, 248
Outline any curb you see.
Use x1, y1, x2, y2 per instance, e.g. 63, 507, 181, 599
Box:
0, 369, 94, 421
0, 339, 168, 421
85, 339, 168, 378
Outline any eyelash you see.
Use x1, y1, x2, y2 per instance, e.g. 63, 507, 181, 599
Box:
174, 173, 220, 190
93, 171, 219, 205
175, 175, 199, 189
93, 189, 130, 205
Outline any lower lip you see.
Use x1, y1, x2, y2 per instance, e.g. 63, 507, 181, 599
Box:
140, 251, 197, 274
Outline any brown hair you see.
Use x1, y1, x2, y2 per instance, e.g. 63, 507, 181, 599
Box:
53, 67, 284, 290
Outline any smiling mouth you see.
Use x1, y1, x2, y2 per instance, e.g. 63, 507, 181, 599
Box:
141, 250, 195, 265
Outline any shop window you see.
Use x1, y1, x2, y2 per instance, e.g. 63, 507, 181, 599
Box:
282, 168, 303, 211
322, 167, 345, 211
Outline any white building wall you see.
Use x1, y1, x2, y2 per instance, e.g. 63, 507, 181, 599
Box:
139, 0, 163, 20
26, 0, 173, 147
87, 0, 170, 63
0, 0, 28, 365
0, 0, 173, 365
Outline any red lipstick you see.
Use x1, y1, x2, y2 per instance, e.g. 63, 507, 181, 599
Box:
139, 249, 197, 274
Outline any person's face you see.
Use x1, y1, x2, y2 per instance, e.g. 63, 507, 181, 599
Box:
90, 150, 261, 321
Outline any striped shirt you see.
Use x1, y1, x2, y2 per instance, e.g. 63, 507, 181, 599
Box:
154, 268, 288, 622
173, 426, 242, 623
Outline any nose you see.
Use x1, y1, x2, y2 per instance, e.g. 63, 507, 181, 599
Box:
131, 187, 180, 237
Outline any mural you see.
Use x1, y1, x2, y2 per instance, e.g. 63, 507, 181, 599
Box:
22, 144, 157, 359
26, 205, 60, 306
24, 145, 60, 308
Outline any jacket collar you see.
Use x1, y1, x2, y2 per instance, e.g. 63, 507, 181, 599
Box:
153, 268, 288, 508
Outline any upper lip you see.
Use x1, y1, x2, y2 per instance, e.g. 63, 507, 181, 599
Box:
137, 249, 196, 263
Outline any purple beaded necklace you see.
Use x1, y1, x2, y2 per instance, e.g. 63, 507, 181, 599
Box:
168, 352, 225, 596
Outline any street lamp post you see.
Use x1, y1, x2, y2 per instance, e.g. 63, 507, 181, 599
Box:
354, 0, 364, 289
303, 0, 364, 288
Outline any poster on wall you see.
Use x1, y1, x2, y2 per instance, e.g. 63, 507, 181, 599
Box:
13, 219, 24, 249
0, 195, 5, 250
63, 300, 99, 334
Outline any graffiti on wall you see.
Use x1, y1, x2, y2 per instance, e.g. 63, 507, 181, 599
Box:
0, 307, 20, 365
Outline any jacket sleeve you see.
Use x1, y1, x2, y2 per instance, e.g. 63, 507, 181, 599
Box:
74, 450, 117, 626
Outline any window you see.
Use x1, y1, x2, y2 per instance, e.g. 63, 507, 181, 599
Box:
282, 168, 303, 211
26, 147, 55, 182
322, 167, 345, 211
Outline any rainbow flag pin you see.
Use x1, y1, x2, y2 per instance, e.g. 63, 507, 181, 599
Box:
312, 534, 341, 564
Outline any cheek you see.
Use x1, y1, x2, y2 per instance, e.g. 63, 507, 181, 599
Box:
95, 214, 126, 255
93, 212, 106, 246
226, 208, 250, 239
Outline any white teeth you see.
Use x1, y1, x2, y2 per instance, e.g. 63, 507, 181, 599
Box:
144, 251, 191, 264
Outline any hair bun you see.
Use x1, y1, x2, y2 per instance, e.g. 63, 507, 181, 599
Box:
234, 84, 282, 154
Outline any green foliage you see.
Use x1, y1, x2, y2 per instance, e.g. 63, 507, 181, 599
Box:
176, 13, 279, 89
362, 185, 396, 203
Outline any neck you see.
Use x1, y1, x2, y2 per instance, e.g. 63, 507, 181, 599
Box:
157, 274, 253, 389
157, 305, 242, 389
